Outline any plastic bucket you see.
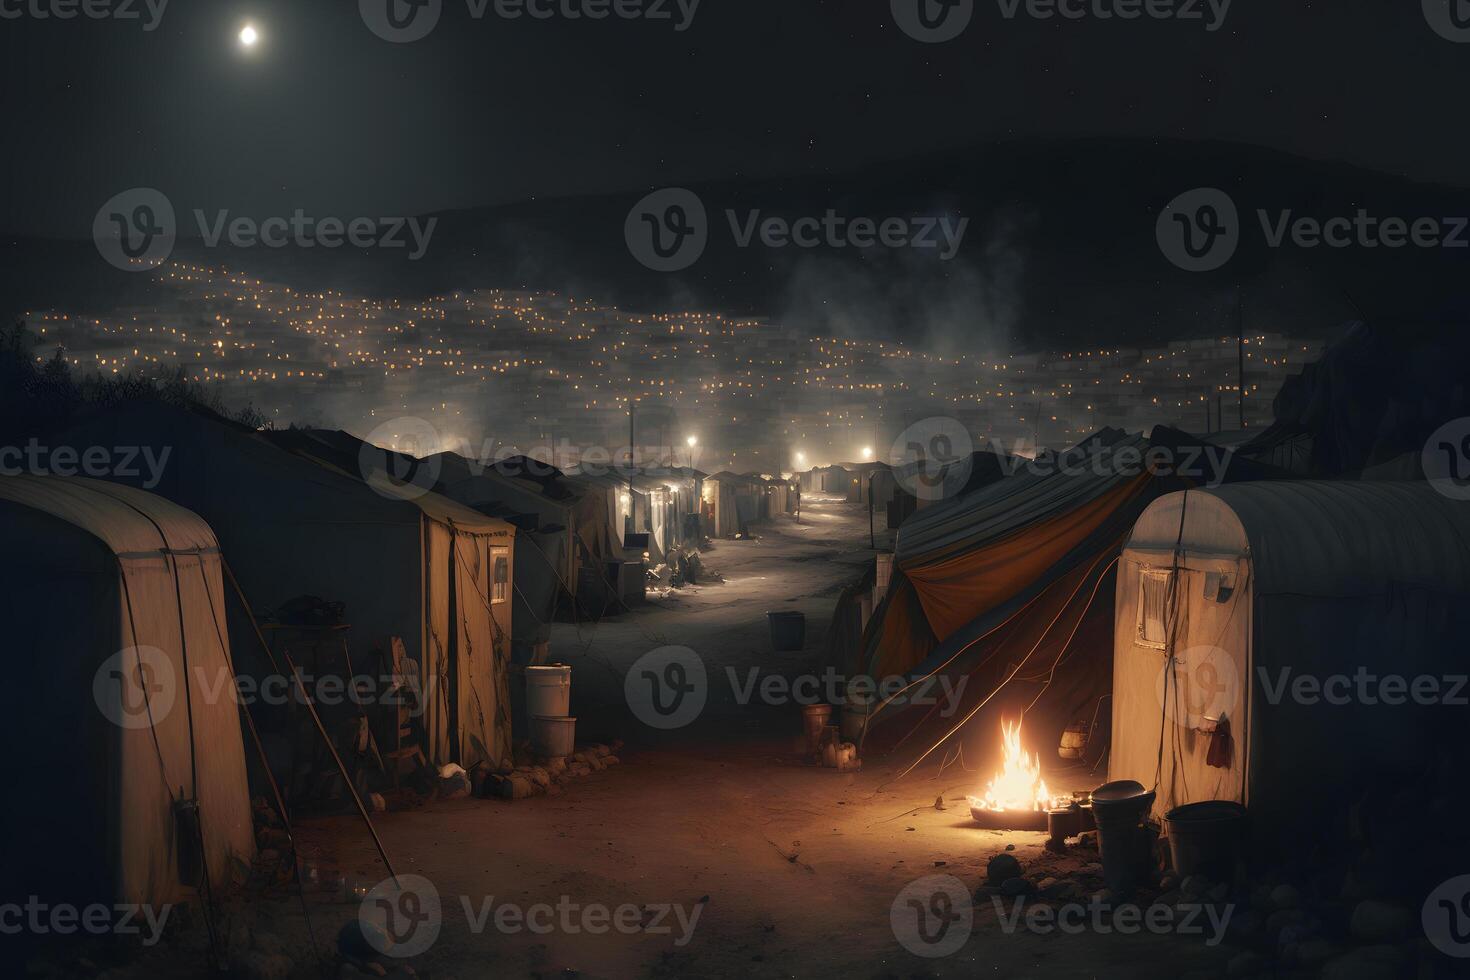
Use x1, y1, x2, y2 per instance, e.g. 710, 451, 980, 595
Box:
526, 664, 572, 718
768, 611, 807, 652
1091, 780, 1156, 895
802, 704, 833, 753
530, 715, 576, 759
1165, 800, 1247, 880
840, 697, 871, 742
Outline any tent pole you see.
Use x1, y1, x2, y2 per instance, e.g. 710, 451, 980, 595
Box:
221, 560, 400, 886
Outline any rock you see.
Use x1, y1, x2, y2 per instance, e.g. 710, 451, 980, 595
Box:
1005, 843, 1016, 851
1158, 873, 1179, 892
1037, 877, 1059, 893
1077, 831, 1097, 848
1296, 939, 1340, 969
1000, 877, 1035, 897
603, 755, 620, 766
230, 950, 292, 980
1270, 883, 1302, 910
1152, 889, 1183, 909
1225, 951, 1264, 977
1180, 874, 1211, 898
1266, 908, 1306, 937
1079, 862, 1103, 875
1349, 901, 1412, 943
338, 920, 389, 960
986, 853, 1023, 886
1321, 945, 1404, 980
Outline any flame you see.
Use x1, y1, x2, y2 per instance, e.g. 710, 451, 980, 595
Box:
976, 719, 1050, 811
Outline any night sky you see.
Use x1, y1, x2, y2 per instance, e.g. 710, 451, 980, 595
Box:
3, 1, 1468, 238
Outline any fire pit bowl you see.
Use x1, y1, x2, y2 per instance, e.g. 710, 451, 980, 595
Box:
967, 798, 1049, 832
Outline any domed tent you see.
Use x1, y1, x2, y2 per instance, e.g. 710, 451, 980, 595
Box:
0, 475, 254, 907
1110, 481, 1470, 831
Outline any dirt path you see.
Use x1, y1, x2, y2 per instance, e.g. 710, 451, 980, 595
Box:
276, 494, 1236, 979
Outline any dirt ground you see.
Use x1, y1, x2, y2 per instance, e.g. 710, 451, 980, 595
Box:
73, 493, 1241, 979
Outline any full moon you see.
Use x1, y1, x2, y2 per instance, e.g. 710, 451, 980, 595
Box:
239, 25, 259, 47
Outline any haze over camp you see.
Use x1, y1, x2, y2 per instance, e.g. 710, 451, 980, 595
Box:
4, 3, 1470, 979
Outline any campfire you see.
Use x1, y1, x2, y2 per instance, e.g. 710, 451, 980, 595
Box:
967, 719, 1058, 831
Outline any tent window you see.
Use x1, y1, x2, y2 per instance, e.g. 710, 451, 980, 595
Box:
1136, 568, 1173, 649
491, 547, 509, 604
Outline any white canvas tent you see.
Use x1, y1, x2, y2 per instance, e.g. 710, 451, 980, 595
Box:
0, 475, 254, 906
1110, 481, 1470, 832
55, 403, 518, 774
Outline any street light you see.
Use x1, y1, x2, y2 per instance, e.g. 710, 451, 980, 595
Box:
685, 435, 697, 469
861, 446, 874, 461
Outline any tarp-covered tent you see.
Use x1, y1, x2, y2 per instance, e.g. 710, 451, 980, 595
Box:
0, 475, 254, 907
706, 471, 766, 536
429, 453, 573, 664
1110, 482, 1470, 833
860, 428, 1279, 769
561, 469, 643, 610
54, 403, 517, 773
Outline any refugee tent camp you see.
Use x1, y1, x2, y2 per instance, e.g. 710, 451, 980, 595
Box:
53, 402, 518, 774
0, 475, 254, 907
859, 428, 1275, 771
1109, 481, 1470, 833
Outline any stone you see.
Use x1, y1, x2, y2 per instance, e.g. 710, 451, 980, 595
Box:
1296, 939, 1340, 969
1180, 874, 1211, 898
1158, 873, 1179, 892
1266, 908, 1306, 936
1349, 901, 1412, 943
1000, 877, 1035, 897
986, 853, 1022, 886
1149, 888, 1178, 907
231, 950, 292, 980
1321, 945, 1405, 980
1270, 883, 1302, 910
1225, 951, 1264, 977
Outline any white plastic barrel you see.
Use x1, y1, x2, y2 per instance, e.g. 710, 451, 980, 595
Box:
526, 664, 571, 717
530, 715, 576, 759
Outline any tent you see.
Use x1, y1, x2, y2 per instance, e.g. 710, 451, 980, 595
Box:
705, 471, 766, 537
859, 428, 1280, 771
1110, 481, 1470, 832
0, 475, 254, 907
54, 403, 517, 773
